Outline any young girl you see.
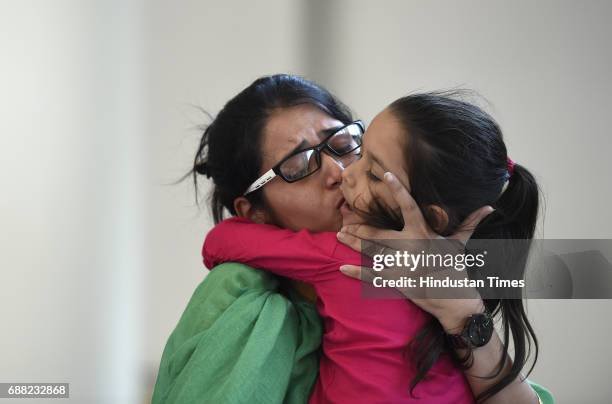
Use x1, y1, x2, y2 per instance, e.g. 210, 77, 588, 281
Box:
203, 91, 539, 403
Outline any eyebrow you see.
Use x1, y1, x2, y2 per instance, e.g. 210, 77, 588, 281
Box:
320, 125, 342, 139
279, 139, 310, 162
369, 151, 390, 173
278, 126, 343, 162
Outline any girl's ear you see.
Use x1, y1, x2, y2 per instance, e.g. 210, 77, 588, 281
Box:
233, 196, 269, 224
424, 205, 449, 234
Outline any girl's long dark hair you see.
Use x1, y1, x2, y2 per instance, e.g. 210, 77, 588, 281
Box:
364, 91, 539, 402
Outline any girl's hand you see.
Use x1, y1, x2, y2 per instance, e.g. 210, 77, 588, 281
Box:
337, 171, 493, 330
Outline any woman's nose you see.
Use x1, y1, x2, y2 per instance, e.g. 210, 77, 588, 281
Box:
320, 152, 344, 188
340, 157, 356, 187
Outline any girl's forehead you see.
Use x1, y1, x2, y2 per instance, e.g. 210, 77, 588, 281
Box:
363, 109, 411, 185
363, 110, 404, 153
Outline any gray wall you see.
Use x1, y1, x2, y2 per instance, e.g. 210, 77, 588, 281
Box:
1, 1, 611, 402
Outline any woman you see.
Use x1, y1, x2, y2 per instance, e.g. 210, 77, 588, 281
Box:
152, 74, 552, 403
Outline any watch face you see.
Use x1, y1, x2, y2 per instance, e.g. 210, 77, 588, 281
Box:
467, 313, 494, 347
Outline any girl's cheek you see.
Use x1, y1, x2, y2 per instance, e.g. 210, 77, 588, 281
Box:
379, 187, 400, 211
353, 189, 372, 212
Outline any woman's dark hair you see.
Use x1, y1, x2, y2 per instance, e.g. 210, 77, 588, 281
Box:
364, 91, 539, 402
189, 74, 353, 223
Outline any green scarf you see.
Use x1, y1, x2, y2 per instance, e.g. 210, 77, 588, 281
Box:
152, 263, 322, 404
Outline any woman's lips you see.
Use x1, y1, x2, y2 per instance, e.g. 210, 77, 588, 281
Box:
335, 197, 345, 210
340, 200, 354, 216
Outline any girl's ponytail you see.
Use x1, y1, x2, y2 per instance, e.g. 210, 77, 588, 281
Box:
478, 162, 540, 240
470, 162, 540, 402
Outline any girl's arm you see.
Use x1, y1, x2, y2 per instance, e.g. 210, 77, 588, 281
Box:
203, 217, 358, 283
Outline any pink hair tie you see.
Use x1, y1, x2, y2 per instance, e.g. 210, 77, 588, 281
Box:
507, 157, 515, 177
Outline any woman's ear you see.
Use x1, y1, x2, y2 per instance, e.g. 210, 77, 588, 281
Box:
424, 205, 449, 234
233, 196, 268, 224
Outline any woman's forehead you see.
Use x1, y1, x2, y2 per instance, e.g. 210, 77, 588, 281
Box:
261, 104, 343, 163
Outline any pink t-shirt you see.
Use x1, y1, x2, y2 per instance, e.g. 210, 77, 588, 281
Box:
203, 217, 473, 404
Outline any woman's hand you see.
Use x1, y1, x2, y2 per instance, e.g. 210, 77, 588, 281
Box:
336, 171, 493, 331
337, 172, 542, 403
336, 171, 493, 251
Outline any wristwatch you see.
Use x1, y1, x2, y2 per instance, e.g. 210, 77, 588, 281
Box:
446, 311, 494, 349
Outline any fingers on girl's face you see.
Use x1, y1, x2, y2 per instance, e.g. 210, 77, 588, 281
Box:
336, 231, 362, 252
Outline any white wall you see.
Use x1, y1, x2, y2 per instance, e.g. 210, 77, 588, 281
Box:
2, 1, 611, 403
1, 1, 146, 403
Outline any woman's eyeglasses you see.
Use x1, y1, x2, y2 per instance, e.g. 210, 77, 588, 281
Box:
244, 120, 364, 195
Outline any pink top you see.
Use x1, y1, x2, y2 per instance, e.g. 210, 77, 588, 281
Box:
203, 217, 473, 404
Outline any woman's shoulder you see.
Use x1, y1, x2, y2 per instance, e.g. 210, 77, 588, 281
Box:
152, 262, 322, 403
528, 381, 555, 404
202, 262, 280, 294
183, 263, 321, 335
